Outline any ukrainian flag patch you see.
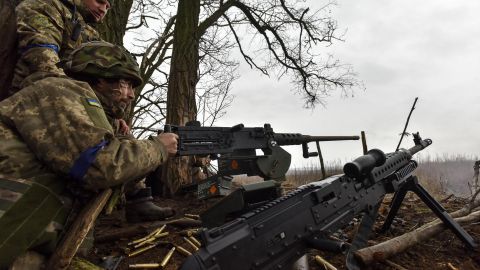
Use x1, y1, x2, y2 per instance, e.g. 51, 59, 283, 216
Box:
86, 98, 102, 108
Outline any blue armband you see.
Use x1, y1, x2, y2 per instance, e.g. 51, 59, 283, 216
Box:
21, 44, 60, 54
69, 140, 108, 182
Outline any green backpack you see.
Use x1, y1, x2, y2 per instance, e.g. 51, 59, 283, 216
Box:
0, 175, 67, 268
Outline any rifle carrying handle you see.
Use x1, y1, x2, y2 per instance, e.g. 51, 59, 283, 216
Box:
343, 149, 386, 178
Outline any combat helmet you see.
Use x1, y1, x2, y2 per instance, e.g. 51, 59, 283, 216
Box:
64, 41, 143, 87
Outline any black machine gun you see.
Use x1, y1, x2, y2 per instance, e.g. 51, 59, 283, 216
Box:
180, 133, 477, 270
164, 121, 359, 198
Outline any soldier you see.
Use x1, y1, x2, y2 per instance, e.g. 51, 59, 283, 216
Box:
0, 41, 176, 268
12, 0, 111, 93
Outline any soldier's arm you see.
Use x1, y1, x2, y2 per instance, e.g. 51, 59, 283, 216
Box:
7, 78, 169, 190
15, 0, 67, 78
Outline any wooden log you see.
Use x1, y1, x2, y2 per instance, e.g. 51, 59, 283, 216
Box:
96, 218, 202, 242
354, 209, 480, 265
47, 189, 112, 270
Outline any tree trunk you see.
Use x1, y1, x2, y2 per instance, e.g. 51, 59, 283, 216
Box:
95, 0, 133, 45
0, 0, 18, 101
162, 0, 200, 196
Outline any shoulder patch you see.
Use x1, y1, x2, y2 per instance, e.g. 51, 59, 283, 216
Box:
81, 98, 113, 132
86, 98, 102, 108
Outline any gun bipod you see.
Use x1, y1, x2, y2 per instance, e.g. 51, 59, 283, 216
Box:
381, 175, 477, 249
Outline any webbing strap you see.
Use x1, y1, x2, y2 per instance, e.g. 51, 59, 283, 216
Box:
69, 140, 108, 182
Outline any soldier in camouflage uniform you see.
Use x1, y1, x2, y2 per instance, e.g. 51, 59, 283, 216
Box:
0, 41, 177, 268
12, 0, 111, 93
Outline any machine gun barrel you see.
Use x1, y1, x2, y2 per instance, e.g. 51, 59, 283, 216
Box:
343, 133, 432, 180
273, 133, 359, 145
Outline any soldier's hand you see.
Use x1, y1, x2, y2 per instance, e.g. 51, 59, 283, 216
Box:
117, 119, 130, 135
156, 133, 179, 157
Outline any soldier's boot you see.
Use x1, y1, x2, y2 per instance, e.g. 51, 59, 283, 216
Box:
125, 187, 175, 223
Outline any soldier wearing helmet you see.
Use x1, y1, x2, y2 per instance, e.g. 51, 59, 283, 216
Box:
11, 0, 112, 94
0, 41, 177, 268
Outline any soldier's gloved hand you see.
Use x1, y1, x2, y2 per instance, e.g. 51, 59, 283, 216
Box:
153, 133, 178, 157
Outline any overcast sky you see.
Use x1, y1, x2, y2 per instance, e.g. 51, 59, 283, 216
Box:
215, 0, 480, 168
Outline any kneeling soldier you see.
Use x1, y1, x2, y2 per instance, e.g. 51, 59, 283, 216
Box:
0, 41, 177, 268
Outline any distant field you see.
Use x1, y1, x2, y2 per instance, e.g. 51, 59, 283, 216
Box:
234, 154, 479, 198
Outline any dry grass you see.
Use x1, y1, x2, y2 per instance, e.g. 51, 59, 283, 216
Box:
279, 154, 479, 198
416, 154, 478, 197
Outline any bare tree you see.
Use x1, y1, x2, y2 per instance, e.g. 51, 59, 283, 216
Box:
97, 0, 361, 194
163, 0, 361, 195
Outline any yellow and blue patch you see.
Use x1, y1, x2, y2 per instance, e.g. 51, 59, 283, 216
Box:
86, 98, 102, 108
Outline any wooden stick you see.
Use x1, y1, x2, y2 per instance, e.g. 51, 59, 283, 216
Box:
104, 186, 123, 215
47, 189, 112, 269
361, 131, 368, 155
354, 209, 480, 265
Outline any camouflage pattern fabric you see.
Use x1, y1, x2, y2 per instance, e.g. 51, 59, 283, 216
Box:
0, 76, 168, 266
0, 76, 167, 190
12, 0, 100, 93
64, 41, 143, 88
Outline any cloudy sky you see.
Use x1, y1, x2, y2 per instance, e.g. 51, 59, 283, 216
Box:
215, 0, 480, 168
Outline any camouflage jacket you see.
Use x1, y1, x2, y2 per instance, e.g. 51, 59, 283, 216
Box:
0, 76, 168, 191
12, 0, 100, 92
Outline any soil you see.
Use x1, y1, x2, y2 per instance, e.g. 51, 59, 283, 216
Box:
87, 191, 480, 270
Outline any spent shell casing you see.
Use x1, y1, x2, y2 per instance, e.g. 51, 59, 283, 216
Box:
183, 237, 199, 251
154, 232, 169, 239
128, 225, 167, 246
129, 263, 160, 269
128, 244, 156, 257
160, 246, 176, 268
128, 235, 150, 246
153, 225, 167, 237
184, 213, 200, 219
178, 228, 201, 237
133, 237, 156, 249
175, 245, 192, 256
133, 232, 169, 249
188, 236, 202, 247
